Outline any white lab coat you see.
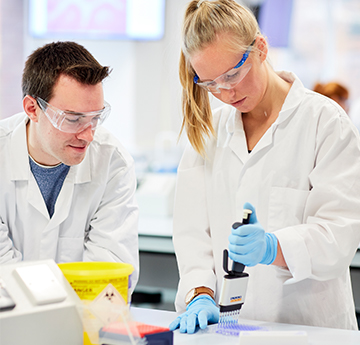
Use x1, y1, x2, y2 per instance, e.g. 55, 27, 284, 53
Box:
173, 72, 360, 329
0, 113, 139, 291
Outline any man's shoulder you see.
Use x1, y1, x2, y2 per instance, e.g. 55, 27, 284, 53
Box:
0, 113, 27, 137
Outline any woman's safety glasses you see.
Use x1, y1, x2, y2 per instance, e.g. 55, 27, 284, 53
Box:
193, 39, 256, 94
36, 97, 111, 133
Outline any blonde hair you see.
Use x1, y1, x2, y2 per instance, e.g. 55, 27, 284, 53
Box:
179, 0, 260, 155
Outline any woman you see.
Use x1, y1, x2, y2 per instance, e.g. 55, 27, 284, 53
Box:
169, 0, 360, 334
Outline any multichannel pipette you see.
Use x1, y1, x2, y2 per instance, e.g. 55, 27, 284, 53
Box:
218, 209, 252, 327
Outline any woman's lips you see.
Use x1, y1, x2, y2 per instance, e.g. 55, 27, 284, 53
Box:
230, 97, 246, 107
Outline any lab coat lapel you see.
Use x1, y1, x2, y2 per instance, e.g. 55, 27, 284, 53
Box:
27, 172, 49, 218
226, 113, 275, 163
49, 150, 91, 226
10, 117, 50, 218
10, 117, 30, 181
217, 108, 275, 164
250, 124, 277, 156
226, 109, 250, 164
47, 168, 75, 227
39, 153, 91, 259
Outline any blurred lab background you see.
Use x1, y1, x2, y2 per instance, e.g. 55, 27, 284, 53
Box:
0, 0, 359, 320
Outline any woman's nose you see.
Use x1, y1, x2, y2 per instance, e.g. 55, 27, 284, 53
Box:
218, 87, 236, 103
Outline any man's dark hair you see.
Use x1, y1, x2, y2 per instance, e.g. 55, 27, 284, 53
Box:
22, 41, 111, 101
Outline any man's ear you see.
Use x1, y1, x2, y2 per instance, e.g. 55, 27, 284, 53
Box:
23, 95, 39, 122
256, 36, 268, 62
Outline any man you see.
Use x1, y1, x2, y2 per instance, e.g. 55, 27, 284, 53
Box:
0, 41, 139, 290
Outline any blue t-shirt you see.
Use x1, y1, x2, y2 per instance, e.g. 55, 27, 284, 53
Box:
29, 157, 70, 218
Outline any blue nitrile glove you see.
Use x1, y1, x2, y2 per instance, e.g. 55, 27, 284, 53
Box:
169, 295, 219, 334
228, 202, 278, 267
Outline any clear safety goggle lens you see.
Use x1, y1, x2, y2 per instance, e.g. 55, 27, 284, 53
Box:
36, 97, 111, 133
196, 63, 252, 94
194, 38, 256, 94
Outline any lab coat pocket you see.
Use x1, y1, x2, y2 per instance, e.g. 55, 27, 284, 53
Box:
268, 187, 310, 232
57, 237, 84, 262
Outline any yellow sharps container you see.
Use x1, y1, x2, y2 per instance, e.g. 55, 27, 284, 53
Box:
58, 262, 134, 345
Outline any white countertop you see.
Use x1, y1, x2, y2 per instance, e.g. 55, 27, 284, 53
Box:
130, 307, 360, 345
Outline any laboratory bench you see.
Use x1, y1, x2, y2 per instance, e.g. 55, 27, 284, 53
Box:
130, 307, 360, 344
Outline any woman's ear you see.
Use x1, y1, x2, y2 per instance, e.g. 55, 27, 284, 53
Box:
256, 36, 268, 62
23, 95, 39, 122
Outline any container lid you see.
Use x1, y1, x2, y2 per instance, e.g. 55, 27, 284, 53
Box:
58, 262, 134, 277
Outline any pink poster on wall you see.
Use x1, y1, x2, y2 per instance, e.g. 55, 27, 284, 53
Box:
47, 0, 127, 35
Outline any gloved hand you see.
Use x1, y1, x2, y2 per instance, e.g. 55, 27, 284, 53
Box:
169, 295, 219, 334
228, 202, 278, 267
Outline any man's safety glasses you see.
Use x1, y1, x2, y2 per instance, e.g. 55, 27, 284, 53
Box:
193, 39, 256, 94
36, 97, 111, 133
